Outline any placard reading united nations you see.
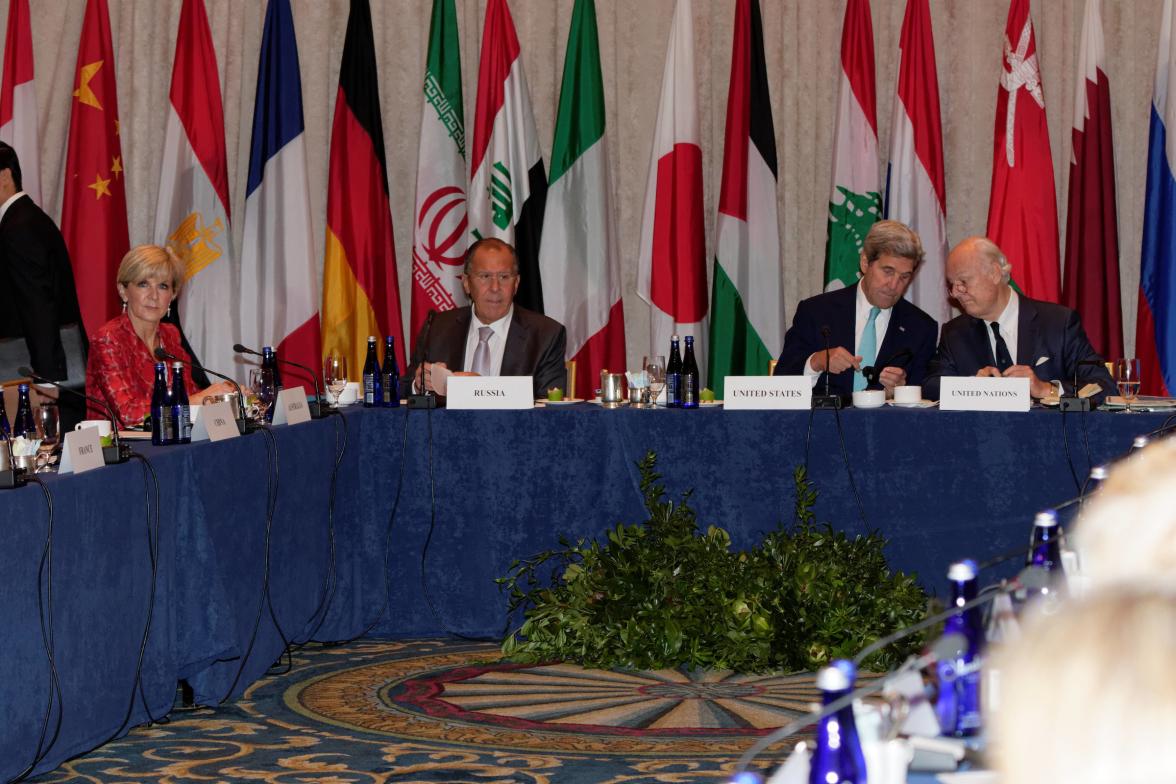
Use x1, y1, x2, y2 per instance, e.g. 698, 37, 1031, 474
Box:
939, 376, 1031, 412
723, 376, 812, 410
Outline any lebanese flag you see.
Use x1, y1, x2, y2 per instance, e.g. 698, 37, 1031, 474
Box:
986, 0, 1060, 302
154, 0, 235, 382
707, 0, 781, 397
409, 0, 467, 341
0, 0, 40, 206
1062, 0, 1123, 361
237, 0, 320, 390
469, 0, 546, 313
539, 0, 625, 401
60, 0, 129, 337
636, 0, 707, 368
885, 0, 949, 327
825, 0, 882, 292
1137, 0, 1176, 396
322, 0, 404, 377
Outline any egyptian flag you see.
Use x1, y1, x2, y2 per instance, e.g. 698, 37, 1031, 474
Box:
469, 0, 546, 313
0, 0, 40, 206
322, 0, 405, 376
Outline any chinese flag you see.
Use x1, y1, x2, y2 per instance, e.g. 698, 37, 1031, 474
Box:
61, 0, 128, 337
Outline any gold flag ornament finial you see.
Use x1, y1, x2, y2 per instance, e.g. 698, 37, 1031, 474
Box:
73, 61, 104, 110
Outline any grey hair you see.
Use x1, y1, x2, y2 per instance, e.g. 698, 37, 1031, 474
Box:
463, 237, 520, 275
968, 237, 1013, 282
861, 220, 925, 268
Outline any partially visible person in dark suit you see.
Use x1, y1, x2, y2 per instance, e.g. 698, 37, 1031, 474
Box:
924, 236, 1114, 401
773, 219, 938, 398
408, 238, 566, 400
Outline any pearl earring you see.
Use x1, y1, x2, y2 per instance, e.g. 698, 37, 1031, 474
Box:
121, 301, 127, 313
167, 305, 171, 318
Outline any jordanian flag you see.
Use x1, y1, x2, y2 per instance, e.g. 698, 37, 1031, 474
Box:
322, 0, 405, 376
0, 0, 40, 206
469, 0, 546, 313
539, 0, 625, 401
409, 0, 467, 342
708, 0, 781, 397
825, 0, 882, 291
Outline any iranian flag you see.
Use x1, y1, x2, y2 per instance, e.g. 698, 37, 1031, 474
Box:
825, 0, 882, 291
986, 0, 1060, 302
707, 0, 781, 396
539, 0, 625, 401
885, 0, 949, 327
409, 0, 467, 342
469, 0, 546, 313
0, 0, 40, 206
636, 0, 707, 366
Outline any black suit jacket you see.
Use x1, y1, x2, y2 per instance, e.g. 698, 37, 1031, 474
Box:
407, 305, 567, 399
772, 284, 938, 397
0, 195, 85, 380
924, 293, 1115, 400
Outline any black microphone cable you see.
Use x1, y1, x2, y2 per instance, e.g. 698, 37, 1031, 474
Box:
832, 404, 868, 526
122, 453, 166, 728
257, 426, 296, 676
1059, 409, 1084, 495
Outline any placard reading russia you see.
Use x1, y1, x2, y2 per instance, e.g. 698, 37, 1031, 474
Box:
723, 376, 812, 410
939, 376, 1031, 412
447, 376, 534, 410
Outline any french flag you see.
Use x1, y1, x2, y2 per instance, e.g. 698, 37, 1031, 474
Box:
1139, 0, 1176, 396
0, 0, 39, 206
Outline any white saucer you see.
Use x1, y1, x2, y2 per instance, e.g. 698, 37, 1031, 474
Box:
538, 398, 584, 406
886, 399, 938, 408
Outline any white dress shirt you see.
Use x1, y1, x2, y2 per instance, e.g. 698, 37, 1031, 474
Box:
463, 306, 513, 375
0, 191, 26, 222
983, 290, 1020, 366
805, 285, 895, 380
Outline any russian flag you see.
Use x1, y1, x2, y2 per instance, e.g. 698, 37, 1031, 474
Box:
1138, 0, 1176, 396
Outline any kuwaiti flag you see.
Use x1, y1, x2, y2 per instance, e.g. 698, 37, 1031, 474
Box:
986, 0, 1060, 302
1062, 0, 1123, 361
154, 0, 235, 382
636, 0, 707, 368
825, 0, 882, 291
885, 0, 949, 327
1137, 0, 1176, 396
539, 0, 625, 401
409, 0, 467, 342
237, 0, 320, 389
0, 0, 40, 206
469, 0, 546, 313
707, 0, 781, 397
322, 0, 405, 377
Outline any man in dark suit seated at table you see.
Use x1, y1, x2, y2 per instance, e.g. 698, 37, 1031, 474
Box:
773, 219, 938, 398
408, 237, 566, 400
924, 236, 1115, 401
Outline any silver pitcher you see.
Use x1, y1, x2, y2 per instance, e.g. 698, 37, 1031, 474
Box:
599, 370, 626, 408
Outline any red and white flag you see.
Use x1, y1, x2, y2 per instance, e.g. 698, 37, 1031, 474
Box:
986, 0, 1060, 302
0, 0, 40, 206
636, 0, 707, 365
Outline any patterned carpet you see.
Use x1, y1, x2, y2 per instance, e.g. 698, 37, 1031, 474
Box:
33, 639, 822, 783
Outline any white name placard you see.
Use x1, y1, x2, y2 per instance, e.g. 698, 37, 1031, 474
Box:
192, 400, 240, 441
58, 427, 105, 474
723, 376, 812, 410
446, 376, 534, 409
939, 376, 1031, 411
272, 387, 312, 425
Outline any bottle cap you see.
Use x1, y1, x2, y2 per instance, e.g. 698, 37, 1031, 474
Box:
1034, 509, 1058, 528
816, 663, 851, 691
17, 382, 28, 392
155, 362, 166, 371
1089, 465, 1109, 481
1133, 435, 1150, 450
368, 335, 377, 341
172, 361, 183, 370
947, 559, 977, 582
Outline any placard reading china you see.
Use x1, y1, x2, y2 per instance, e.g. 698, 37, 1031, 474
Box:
446, 376, 534, 409
723, 376, 812, 410
939, 376, 1031, 412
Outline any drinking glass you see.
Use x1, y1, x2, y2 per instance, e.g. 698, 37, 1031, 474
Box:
324, 353, 348, 407
37, 401, 60, 447
644, 355, 666, 408
1114, 358, 1142, 413
249, 367, 277, 421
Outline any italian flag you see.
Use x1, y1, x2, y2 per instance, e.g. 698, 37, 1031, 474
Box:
825, 0, 882, 291
539, 0, 625, 401
707, 0, 781, 397
0, 0, 40, 206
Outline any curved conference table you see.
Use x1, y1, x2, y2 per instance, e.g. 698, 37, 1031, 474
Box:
0, 402, 1167, 778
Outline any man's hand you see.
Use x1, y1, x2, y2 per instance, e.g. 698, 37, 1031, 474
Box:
878, 366, 907, 392
1002, 364, 1053, 398
421, 361, 449, 393
976, 366, 1002, 378
811, 347, 862, 375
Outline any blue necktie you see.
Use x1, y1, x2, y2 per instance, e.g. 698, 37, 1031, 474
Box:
855, 307, 881, 391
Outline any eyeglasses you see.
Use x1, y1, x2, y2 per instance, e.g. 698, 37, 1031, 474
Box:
468, 271, 517, 285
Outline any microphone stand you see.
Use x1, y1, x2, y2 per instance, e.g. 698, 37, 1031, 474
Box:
232, 343, 328, 419
19, 366, 131, 465
812, 326, 842, 409
408, 310, 437, 409
154, 348, 258, 435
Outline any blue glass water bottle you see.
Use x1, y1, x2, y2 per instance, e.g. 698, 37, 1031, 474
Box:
12, 383, 34, 438
362, 336, 382, 407
809, 659, 867, 784
0, 387, 12, 437
936, 559, 983, 737
170, 362, 191, 444
681, 335, 700, 408
666, 335, 682, 407
150, 363, 173, 445
382, 335, 400, 408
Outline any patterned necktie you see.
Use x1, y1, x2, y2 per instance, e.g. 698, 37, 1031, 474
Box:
990, 322, 1014, 372
471, 325, 494, 376
854, 306, 881, 391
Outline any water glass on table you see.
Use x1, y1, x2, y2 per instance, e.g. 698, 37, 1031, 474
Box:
1114, 357, 1141, 413
644, 355, 666, 408
249, 367, 277, 421
37, 401, 60, 447
324, 353, 348, 407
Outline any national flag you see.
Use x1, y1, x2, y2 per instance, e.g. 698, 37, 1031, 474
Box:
824, 0, 882, 291
154, 0, 235, 383
469, 0, 546, 313
1062, 0, 1123, 361
885, 0, 949, 327
322, 0, 405, 377
60, 0, 129, 337
410, 0, 467, 341
986, 0, 1060, 302
238, 0, 320, 390
636, 0, 707, 368
707, 0, 781, 396
1137, 0, 1176, 396
539, 0, 625, 400
0, 0, 40, 206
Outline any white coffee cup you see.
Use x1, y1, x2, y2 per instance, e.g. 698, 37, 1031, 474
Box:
74, 419, 112, 437
852, 389, 885, 409
894, 385, 922, 404
337, 381, 360, 406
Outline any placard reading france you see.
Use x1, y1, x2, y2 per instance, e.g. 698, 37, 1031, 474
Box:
723, 376, 812, 410
939, 377, 1031, 412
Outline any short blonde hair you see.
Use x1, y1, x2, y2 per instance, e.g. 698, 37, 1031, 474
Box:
117, 244, 186, 297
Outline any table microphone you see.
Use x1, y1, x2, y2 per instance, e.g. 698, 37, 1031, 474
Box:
408, 310, 437, 409
19, 366, 131, 464
232, 343, 328, 418
812, 325, 842, 409
1060, 359, 1108, 413
861, 348, 914, 389
153, 348, 255, 434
